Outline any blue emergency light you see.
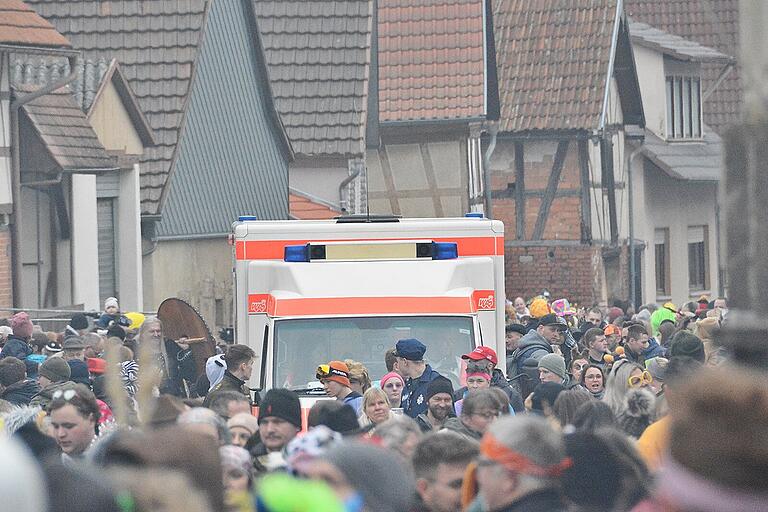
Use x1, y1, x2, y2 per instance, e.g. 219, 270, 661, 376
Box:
465, 212, 484, 218
238, 215, 258, 221
284, 244, 310, 262
283, 241, 457, 261
431, 242, 458, 260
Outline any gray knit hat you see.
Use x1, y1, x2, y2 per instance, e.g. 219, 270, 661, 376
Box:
39, 357, 71, 383
538, 353, 567, 381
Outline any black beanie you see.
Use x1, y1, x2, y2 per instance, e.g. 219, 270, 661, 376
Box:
426, 376, 454, 402
70, 313, 89, 331
669, 332, 705, 363
258, 388, 301, 428
106, 324, 126, 341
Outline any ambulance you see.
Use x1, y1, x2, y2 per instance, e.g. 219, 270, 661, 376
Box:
231, 215, 506, 406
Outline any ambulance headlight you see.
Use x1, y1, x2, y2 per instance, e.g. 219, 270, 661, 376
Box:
284, 244, 310, 262
432, 242, 458, 260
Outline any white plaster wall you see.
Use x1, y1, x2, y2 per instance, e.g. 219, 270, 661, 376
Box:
70, 174, 100, 310
634, 46, 667, 138
0, 53, 11, 211
289, 164, 350, 209
117, 164, 143, 311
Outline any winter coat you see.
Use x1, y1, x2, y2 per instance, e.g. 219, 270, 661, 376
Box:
0, 379, 41, 406
508, 330, 553, 397
491, 489, 566, 512
0, 335, 38, 377
202, 370, 249, 407
30, 381, 76, 409
401, 364, 445, 418
642, 338, 666, 360
453, 369, 524, 413
616, 388, 656, 438
442, 417, 482, 441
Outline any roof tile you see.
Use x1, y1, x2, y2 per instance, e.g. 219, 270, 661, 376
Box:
0, 0, 71, 48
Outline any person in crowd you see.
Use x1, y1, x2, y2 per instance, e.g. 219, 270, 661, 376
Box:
204, 344, 255, 407
83, 332, 105, 359
42, 339, 63, 358
579, 363, 605, 399
505, 323, 527, 363
646, 357, 668, 397
552, 388, 592, 429
226, 412, 259, 448
308, 399, 364, 436
177, 407, 230, 444
637, 356, 702, 472
454, 361, 491, 416
603, 324, 621, 351
457, 346, 524, 413
569, 355, 588, 384
537, 353, 569, 387
657, 319, 676, 348
571, 400, 617, 431
508, 314, 567, 397
1, 312, 38, 377
48, 384, 100, 461
668, 331, 706, 363
95, 297, 130, 329
475, 415, 570, 512
208, 390, 251, 420
201, 353, 227, 397
28, 332, 48, 367
0, 325, 11, 347
585, 307, 605, 329
30, 357, 73, 408
219, 444, 253, 506
251, 388, 302, 466
138, 317, 197, 396
359, 386, 392, 427
604, 359, 656, 438
443, 389, 500, 441
373, 415, 423, 460
344, 359, 371, 396
623, 323, 650, 365
300, 441, 416, 512
380, 371, 404, 409
384, 348, 400, 374
395, 338, 445, 418
512, 296, 529, 321
583, 327, 608, 367
316, 360, 363, 415
62, 335, 86, 361
0, 357, 39, 405
412, 431, 479, 512
563, 428, 651, 511
527, 382, 565, 417
415, 376, 455, 432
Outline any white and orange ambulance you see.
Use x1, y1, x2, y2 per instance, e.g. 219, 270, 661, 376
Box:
231, 215, 505, 410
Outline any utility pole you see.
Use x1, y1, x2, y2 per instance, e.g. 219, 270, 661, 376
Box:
721, 1, 768, 368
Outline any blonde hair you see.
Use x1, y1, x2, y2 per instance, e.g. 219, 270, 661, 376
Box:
359, 387, 391, 426
344, 359, 372, 392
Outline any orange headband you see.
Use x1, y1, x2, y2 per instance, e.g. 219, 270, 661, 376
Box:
480, 434, 572, 478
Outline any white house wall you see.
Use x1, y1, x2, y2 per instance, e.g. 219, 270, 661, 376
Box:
70, 174, 100, 310
117, 164, 143, 311
634, 45, 667, 138
289, 163, 349, 210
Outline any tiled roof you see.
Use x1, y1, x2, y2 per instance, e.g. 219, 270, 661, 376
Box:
494, 0, 618, 132
25, 0, 209, 216
15, 84, 116, 171
630, 21, 732, 63
378, 0, 487, 123
641, 126, 722, 181
253, 0, 371, 158
289, 189, 340, 220
0, 0, 70, 48
624, 0, 740, 134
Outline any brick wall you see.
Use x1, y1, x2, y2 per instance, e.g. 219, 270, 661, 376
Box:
0, 227, 12, 308
505, 244, 603, 307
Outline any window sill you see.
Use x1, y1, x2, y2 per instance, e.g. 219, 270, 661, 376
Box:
656, 295, 672, 302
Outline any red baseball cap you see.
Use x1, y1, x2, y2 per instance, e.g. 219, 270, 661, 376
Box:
461, 346, 498, 366
86, 357, 106, 375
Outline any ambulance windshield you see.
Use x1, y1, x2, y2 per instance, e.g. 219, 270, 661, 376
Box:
273, 316, 475, 392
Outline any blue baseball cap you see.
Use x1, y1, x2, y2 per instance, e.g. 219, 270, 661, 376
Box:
394, 338, 426, 361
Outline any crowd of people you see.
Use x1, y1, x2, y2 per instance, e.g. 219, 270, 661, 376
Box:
0, 293, 766, 512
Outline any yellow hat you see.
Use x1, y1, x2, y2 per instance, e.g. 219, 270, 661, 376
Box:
663, 302, 677, 313
529, 298, 551, 319
124, 312, 145, 330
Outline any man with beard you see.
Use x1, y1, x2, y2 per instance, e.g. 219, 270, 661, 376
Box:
415, 377, 454, 432
413, 431, 479, 512
251, 388, 302, 472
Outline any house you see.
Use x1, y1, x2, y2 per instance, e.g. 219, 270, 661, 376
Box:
489, 0, 645, 307
253, 0, 373, 214
624, 21, 733, 306
366, 0, 499, 217
0, 0, 146, 312
29, 0, 293, 328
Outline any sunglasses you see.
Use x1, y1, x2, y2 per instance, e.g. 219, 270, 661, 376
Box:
572, 362, 588, 371
315, 365, 348, 381
52, 389, 77, 401
628, 371, 653, 388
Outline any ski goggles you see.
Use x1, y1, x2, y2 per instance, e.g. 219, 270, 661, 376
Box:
628, 370, 653, 388
316, 364, 349, 381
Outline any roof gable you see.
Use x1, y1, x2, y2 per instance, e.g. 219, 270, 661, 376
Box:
253, 0, 372, 159
26, 0, 210, 216
494, 0, 618, 132
378, 0, 488, 123
0, 0, 70, 48
629, 20, 733, 63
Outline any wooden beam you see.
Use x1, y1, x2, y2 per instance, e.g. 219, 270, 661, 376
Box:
601, 137, 619, 245
578, 139, 592, 243
514, 142, 525, 239
532, 140, 569, 240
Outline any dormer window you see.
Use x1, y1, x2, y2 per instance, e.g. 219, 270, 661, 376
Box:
666, 76, 702, 139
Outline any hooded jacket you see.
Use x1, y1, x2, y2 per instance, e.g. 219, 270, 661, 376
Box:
0, 335, 38, 377
30, 381, 76, 409
1, 379, 41, 406
442, 417, 482, 441
508, 330, 554, 396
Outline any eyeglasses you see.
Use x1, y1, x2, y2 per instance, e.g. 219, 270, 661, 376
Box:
572, 362, 588, 371
628, 371, 653, 388
52, 389, 77, 401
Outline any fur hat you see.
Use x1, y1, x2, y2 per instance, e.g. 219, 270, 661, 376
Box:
258, 389, 301, 429
529, 298, 551, 319
39, 357, 71, 383
9, 312, 33, 339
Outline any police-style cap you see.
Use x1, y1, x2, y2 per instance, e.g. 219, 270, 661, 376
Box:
394, 338, 426, 361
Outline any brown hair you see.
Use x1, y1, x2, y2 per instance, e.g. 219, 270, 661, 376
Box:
224, 344, 256, 369
47, 383, 101, 432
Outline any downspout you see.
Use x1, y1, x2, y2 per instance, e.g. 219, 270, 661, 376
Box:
338, 161, 362, 214
627, 143, 643, 308
482, 123, 499, 218
9, 54, 79, 307
598, 0, 623, 133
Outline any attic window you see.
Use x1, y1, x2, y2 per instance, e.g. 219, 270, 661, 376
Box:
666, 76, 702, 139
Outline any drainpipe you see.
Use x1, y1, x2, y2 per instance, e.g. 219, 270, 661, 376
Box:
599, 0, 623, 134
482, 123, 499, 218
338, 160, 362, 214
9, 53, 79, 306
627, 143, 644, 308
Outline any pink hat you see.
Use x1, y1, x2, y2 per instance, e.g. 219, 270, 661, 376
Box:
9, 312, 33, 339
380, 371, 404, 387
